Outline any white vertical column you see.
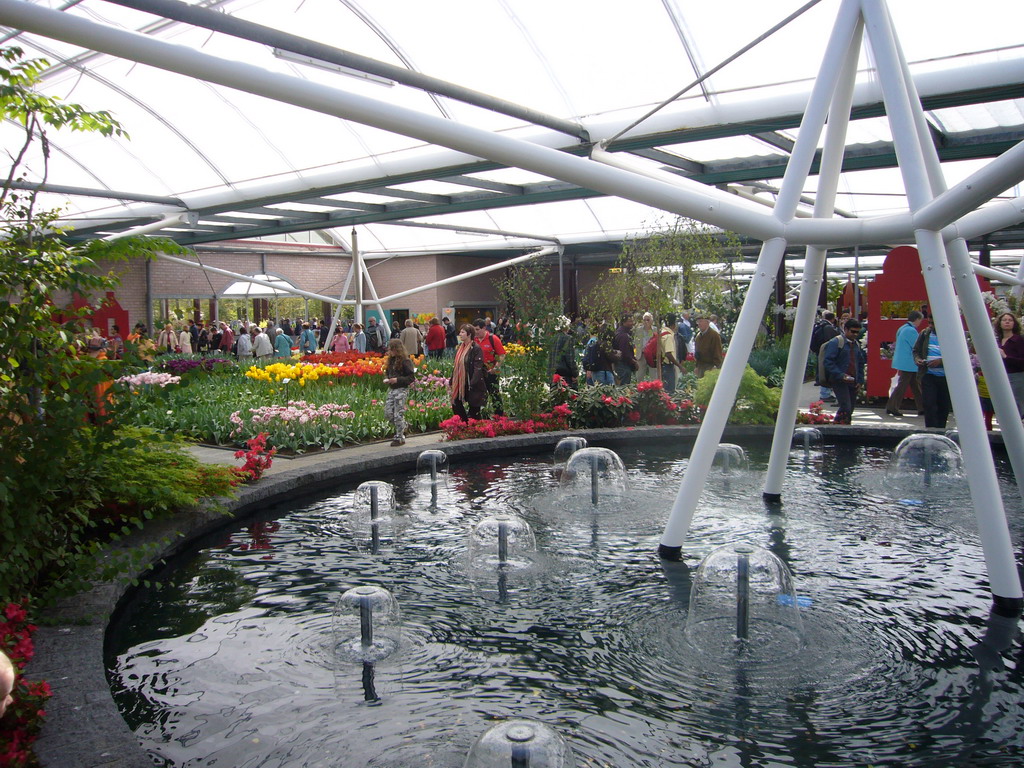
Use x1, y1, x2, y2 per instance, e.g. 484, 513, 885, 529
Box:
353, 228, 363, 325
863, 0, 1022, 608
660, 0, 863, 556
763, 19, 863, 501
884, 7, 1024, 497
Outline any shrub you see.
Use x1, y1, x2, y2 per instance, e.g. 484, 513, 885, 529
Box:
693, 365, 781, 425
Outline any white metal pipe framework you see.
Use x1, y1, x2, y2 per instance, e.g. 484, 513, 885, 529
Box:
2, 0, 1022, 610
887, 4, 1024, 500
9, 0, 1024, 252
375, 247, 555, 304
659, 0, 863, 558
763, 16, 863, 502
861, 0, 1021, 608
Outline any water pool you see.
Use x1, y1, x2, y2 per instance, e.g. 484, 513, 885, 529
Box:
107, 441, 1024, 767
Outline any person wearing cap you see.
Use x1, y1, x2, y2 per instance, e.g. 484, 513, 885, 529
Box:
693, 315, 724, 378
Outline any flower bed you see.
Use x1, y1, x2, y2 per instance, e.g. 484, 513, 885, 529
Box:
155, 357, 235, 377
796, 400, 834, 425
229, 400, 359, 452
440, 404, 572, 440
0, 602, 51, 768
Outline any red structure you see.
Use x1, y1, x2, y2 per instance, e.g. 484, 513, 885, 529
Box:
865, 247, 989, 398
59, 291, 130, 337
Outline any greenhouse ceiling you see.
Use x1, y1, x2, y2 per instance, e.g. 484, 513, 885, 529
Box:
1, 0, 1023, 275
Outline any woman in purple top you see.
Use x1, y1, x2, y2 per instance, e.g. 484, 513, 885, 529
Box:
995, 312, 1024, 417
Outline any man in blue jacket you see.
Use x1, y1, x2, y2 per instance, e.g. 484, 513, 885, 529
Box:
823, 318, 866, 424
885, 310, 924, 417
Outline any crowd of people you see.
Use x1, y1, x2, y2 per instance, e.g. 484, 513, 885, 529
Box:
550, 310, 724, 393
813, 307, 1024, 428
113, 313, 511, 362
86, 302, 1024, 436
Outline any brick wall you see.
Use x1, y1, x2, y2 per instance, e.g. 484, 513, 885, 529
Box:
61, 250, 606, 332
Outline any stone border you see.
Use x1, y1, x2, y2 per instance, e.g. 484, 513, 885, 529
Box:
29, 423, 995, 767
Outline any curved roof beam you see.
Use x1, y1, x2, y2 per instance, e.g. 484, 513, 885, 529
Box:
337, 0, 450, 121
9, 0, 1022, 248
496, 0, 578, 120
29, 37, 234, 186
28, 0, 234, 81
98, 0, 591, 141
603, 0, 824, 147
659, 0, 712, 103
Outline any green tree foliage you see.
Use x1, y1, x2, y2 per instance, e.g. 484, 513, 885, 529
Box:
493, 257, 563, 337
0, 47, 201, 605
583, 217, 743, 325
493, 258, 566, 418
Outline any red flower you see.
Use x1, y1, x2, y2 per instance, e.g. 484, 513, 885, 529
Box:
3, 604, 25, 623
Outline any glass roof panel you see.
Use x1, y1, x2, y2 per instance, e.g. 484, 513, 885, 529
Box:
0, 0, 1019, 265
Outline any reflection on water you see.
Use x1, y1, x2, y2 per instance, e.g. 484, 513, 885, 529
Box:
107, 443, 1024, 767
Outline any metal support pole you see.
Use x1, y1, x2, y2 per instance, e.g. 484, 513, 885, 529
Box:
863, 0, 1022, 609
369, 484, 378, 522
359, 262, 388, 325
661, 0, 862, 555
763, 21, 861, 500
853, 246, 860, 318
322, 260, 355, 352
736, 549, 751, 640
884, 17, 1024, 499
359, 597, 373, 648
353, 228, 363, 326
498, 521, 508, 565
145, 258, 153, 334
590, 454, 599, 506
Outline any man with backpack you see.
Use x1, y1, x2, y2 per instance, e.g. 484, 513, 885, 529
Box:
821, 318, 866, 424
473, 317, 507, 415
366, 317, 387, 353
582, 321, 617, 386
810, 311, 841, 402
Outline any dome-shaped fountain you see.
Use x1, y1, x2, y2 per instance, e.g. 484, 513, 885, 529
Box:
352, 480, 396, 552
417, 449, 449, 487
463, 719, 576, 768
553, 436, 588, 468
353, 481, 396, 523
712, 443, 748, 473
792, 427, 823, 452
558, 447, 627, 506
887, 433, 964, 488
333, 585, 402, 664
467, 513, 537, 572
684, 542, 805, 659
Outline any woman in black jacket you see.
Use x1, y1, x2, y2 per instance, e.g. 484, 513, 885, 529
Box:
448, 324, 487, 421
